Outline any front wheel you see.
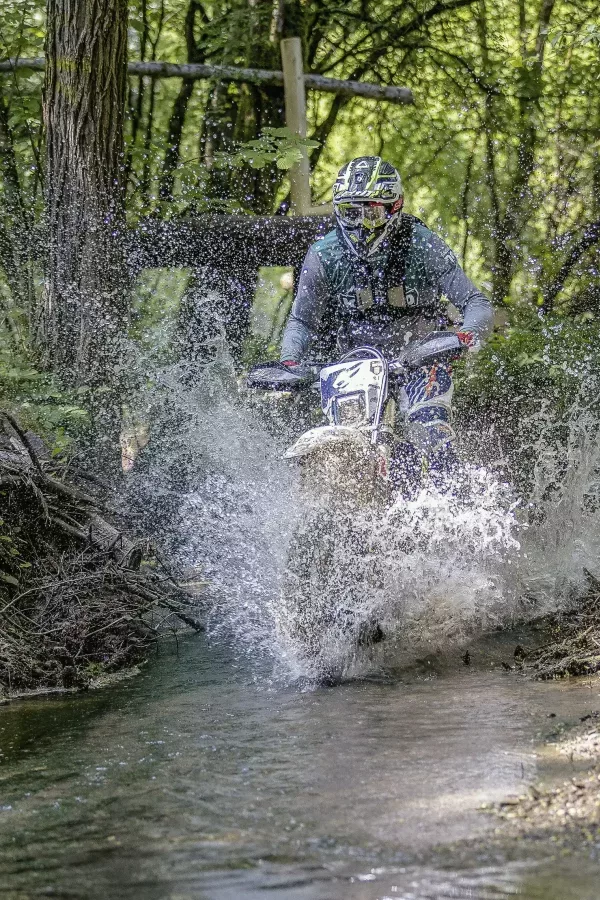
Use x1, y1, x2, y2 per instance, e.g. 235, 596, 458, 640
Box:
278, 507, 385, 680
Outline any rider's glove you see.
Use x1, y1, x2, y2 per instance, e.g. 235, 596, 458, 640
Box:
456, 330, 480, 352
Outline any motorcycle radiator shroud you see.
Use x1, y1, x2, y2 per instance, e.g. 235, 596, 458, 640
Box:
320, 359, 384, 427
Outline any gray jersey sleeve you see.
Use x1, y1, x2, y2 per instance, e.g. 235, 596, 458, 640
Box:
426, 230, 494, 339
280, 246, 331, 362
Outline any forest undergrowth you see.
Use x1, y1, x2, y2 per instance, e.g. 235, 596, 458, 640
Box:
521, 577, 600, 680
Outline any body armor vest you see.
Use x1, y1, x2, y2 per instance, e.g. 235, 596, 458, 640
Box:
312, 215, 448, 356
314, 214, 441, 319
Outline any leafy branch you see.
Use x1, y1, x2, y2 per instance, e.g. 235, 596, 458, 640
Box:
216, 127, 320, 171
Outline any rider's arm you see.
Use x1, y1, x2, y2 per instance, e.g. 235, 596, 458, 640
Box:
427, 232, 494, 341
280, 247, 330, 363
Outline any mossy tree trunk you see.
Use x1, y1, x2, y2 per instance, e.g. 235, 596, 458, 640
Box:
42, 0, 129, 387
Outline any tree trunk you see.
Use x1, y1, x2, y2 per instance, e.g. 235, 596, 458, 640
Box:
159, 78, 195, 201
489, 0, 556, 304
0, 84, 34, 316
42, 0, 129, 386
159, 0, 205, 201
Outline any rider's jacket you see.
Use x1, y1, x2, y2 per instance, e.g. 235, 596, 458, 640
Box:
280, 215, 494, 361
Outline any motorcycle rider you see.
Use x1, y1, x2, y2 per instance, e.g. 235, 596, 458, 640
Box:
279, 157, 493, 466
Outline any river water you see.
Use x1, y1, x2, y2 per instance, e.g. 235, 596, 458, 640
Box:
1, 634, 600, 900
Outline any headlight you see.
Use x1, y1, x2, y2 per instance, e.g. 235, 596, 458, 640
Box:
335, 394, 366, 425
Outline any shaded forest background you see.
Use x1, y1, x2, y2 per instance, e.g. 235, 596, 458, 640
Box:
1, 0, 600, 446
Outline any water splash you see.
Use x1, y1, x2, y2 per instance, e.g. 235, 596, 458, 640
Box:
125, 302, 600, 684
123, 305, 303, 670
515, 379, 600, 607
370, 470, 523, 647
271, 465, 523, 681
131, 361, 526, 682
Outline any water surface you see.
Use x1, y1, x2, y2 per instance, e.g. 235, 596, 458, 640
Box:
1, 635, 599, 899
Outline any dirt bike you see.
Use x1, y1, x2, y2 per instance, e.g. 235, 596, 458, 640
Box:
247, 332, 465, 681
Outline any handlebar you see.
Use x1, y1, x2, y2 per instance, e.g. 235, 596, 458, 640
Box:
309, 332, 466, 374
247, 332, 466, 392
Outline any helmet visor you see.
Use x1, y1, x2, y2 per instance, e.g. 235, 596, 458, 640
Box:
336, 201, 391, 230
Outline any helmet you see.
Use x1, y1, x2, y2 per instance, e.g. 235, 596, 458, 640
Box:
332, 157, 404, 259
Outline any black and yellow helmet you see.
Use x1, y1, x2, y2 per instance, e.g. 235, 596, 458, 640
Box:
332, 157, 404, 258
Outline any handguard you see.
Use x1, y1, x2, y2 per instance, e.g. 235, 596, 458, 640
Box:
246, 361, 316, 392
392, 332, 464, 372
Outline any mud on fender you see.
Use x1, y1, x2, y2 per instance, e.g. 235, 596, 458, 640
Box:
283, 425, 373, 460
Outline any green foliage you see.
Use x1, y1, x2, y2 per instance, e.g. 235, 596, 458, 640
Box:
549, 22, 600, 49
0, 319, 88, 453
83, 661, 106, 678
0, 0, 45, 208
241, 334, 279, 369
218, 128, 320, 172
129, 266, 192, 359
242, 266, 293, 366
458, 310, 600, 422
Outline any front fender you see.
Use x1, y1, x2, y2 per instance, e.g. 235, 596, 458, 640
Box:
284, 425, 372, 460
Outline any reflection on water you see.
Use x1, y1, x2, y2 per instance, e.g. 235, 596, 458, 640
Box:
0, 635, 599, 899
184, 859, 600, 900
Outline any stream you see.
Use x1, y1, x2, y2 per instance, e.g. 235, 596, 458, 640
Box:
1, 633, 600, 899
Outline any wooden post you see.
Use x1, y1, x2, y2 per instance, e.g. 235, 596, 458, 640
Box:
280, 37, 311, 216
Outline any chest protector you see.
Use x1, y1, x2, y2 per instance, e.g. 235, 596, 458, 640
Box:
316, 214, 438, 321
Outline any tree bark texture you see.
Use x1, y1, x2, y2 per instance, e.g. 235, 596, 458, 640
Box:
42, 0, 128, 385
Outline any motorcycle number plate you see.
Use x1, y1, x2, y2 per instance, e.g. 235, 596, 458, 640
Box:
320, 360, 384, 426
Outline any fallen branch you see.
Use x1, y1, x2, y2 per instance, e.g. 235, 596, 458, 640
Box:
0, 411, 205, 694
1, 410, 44, 473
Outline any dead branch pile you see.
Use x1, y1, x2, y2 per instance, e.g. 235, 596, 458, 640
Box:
522, 574, 600, 679
0, 410, 203, 696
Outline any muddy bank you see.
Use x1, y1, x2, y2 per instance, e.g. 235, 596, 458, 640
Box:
0, 411, 202, 698
488, 686, 600, 850
520, 582, 600, 679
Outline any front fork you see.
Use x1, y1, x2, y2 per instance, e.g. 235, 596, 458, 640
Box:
373, 397, 397, 482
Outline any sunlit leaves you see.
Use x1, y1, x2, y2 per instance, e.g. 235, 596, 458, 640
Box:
218, 127, 320, 172
549, 22, 600, 50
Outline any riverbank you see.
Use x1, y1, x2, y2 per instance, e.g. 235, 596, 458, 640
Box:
520, 580, 600, 679
494, 584, 600, 843
0, 411, 202, 698
488, 679, 600, 851
0, 664, 145, 704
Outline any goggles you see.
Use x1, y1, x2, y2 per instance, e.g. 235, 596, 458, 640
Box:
335, 201, 393, 230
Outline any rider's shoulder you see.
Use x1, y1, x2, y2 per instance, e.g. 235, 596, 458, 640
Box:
311, 229, 341, 259
404, 215, 434, 243
405, 216, 452, 256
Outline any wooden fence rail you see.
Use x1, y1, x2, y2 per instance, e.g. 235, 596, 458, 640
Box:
0, 57, 413, 104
